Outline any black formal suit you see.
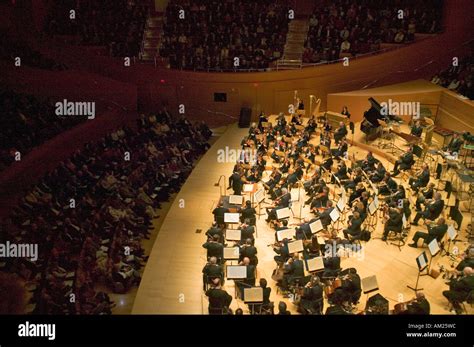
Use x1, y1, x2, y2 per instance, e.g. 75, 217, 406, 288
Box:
240, 207, 256, 223
229, 172, 243, 195
443, 275, 474, 307
240, 245, 258, 265
202, 241, 224, 259
317, 206, 334, 228
411, 125, 423, 137
283, 259, 304, 288
206, 288, 232, 314
416, 187, 434, 211
371, 165, 386, 183
393, 152, 414, 175
212, 206, 229, 224
202, 264, 223, 289
383, 209, 403, 238
413, 199, 444, 224
409, 168, 430, 191
405, 298, 430, 315
334, 125, 348, 144
300, 285, 324, 313
411, 223, 447, 245
380, 177, 398, 195
447, 138, 462, 153
343, 216, 362, 239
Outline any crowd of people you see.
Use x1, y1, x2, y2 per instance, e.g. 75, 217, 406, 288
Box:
431, 53, 474, 100
0, 90, 86, 172
302, 0, 443, 63
46, 0, 147, 58
0, 110, 212, 314
0, 34, 67, 71
160, 0, 290, 71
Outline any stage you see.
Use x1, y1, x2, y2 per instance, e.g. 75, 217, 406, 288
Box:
133, 120, 472, 314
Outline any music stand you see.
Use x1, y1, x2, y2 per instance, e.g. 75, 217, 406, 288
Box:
276, 228, 296, 241
421, 239, 440, 278
407, 251, 428, 294
440, 224, 458, 258
254, 187, 266, 219
361, 275, 379, 302
224, 212, 240, 229
287, 239, 304, 254
243, 287, 264, 315
309, 219, 323, 234
329, 206, 341, 233
276, 207, 291, 220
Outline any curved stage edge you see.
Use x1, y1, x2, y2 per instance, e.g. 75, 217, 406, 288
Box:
132, 124, 247, 314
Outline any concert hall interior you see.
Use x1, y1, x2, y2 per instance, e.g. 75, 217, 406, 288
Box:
1, 0, 474, 320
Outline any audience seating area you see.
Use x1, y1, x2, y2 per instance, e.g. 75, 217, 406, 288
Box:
0, 34, 67, 70
0, 90, 87, 172
46, 0, 148, 58
431, 53, 474, 100
159, 0, 290, 71
303, 0, 444, 64
0, 111, 212, 314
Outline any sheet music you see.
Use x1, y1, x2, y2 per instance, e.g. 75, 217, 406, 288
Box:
447, 224, 457, 240
336, 197, 345, 212
224, 213, 240, 223
329, 208, 340, 222
243, 287, 263, 303
276, 207, 291, 220
223, 247, 240, 259
402, 214, 407, 228
306, 257, 324, 272
290, 188, 300, 202
243, 184, 254, 193
225, 229, 242, 241
309, 219, 323, 234
428, 239, 440, 256
417, 252, 428, 271
276, 228, 295, 241
361, 275, 379, 294
254, 188, 265, 204
229, 195, 244, 205
287, 239, 304, 253
368, 201, 376, 215
374, 195, 379, 208
227, 265, 247, 279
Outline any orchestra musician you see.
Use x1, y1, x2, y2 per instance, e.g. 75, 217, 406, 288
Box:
410, 120, 423, 138
273, 238, 291, 264
228, 169, 244, 195
370, 162, 386, 183
381, 206, 403, 241
202, 234, 224, 260
281, 253, 305, 290
341, 106, 351, 119
349, 182, 366, 205
386, 185, 406, 206
206, 222, 224, 243
310, 186, 330, 212
236, 257, 257, 297
212, 202, 229, 224
258, 112, 269, 131
443, 132, 463, 154
239, 200, 256, 224
343, 211, 363, 240
442, 267, 474, 314
415, 183, 435, 211
331, 138, 348, 160
266, 188, 291, 223
202, 256, 224, 290
240, 238, 258, 265
408, 164, 430, 193
408, 217, 448, 248
334, 121, 348, 145
298, 276, 324, 314
314, 200, 335, 228
333, 161, 349, 181
379, 172, 398, 196
395, 292, 431, 315
357, 151, 379, 172
392, 146, 415, 177
411, 192, 444, 226
205, 278, 232, 314
343, 167, 363, 190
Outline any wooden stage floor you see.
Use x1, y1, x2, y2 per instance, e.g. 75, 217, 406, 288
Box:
133, 121, 473, 315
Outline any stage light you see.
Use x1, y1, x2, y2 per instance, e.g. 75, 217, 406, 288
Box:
160, 79, 166, 84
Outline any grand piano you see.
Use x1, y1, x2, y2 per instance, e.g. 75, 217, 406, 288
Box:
361, 97, 402, 141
